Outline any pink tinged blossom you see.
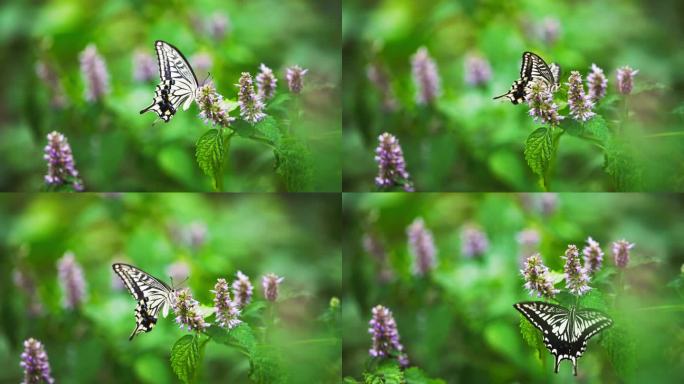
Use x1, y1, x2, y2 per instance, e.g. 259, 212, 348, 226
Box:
237, 72, 266, 124
262, 273, 284, 302
35, 61, 67, 108
79, 44, 110, 102
368, 305, 409, 367
460, 226, 489, 258
20, 338, 54, 384
582, 237, 604, 275
516, 228, 541, 248
44, 131, 84, 191
616, 66, 639, 95
366, 63, 398, 111
411, 47, 441, 105
13, 269, 44, 315
566, 71, 595, 122
540, 17, 561, 45
57, 251, 87, 309
190, 52, 213, 75
232, 271, 254, 308
166, 261, 190, 283
132, 51, 157, 82
196, 81, 235, 128
563, 245, 591, 296
540, 193, 558, 216
173, 288, 208, 331
521, 253, 559, 298
212, 278, 242, 330
208, 12, 230, 41
464, 54, 492, 86
285, 65, 308, 94
612, 239, 634, 269
363, 232, 394, 282
374, 132, 413, 192
587, 64, 608, 102
407, 218, 437, 276
526, 79, 564, 126
256, 63, 278, 100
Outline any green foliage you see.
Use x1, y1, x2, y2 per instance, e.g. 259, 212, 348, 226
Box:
170, 334, 202, 384
274, 137, 313, 191
519, 316, 544, 359
524, 127, 555, 188
195, 129, 226, 191
404, 367, 446, 384
362, 361, 403, 384
601, 318, 636, 380
604, 139, 642, 191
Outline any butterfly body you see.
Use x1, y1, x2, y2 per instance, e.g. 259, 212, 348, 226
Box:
112, 263, 175, 340
514, 301, 613, 376
494, 51, 560, 104
140, 40, 199, 122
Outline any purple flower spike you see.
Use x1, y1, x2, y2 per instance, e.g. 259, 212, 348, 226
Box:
132, 51, 156, 82
79, 44, 110, 102
197, 81, 236, 128
374, 132, 413, 192
582, 237, 604, 275
460, 225, 489, 258
237, 72, 266, 124
527, 79, 564, 126
407, 218, 437, 276
612, 239, 634, 269
232, 271, 254, 308
411, 47, 441, 105
567, 71, 596, 122
521, 253, 559, 298
57, 251, 87, 309
262, 273, 284, 302
173, 288, 208, 331
563, 245, 591, 296
616, 66, 639, 95
464, 54, 492, 86
212, 278, 242, 330
256, 63, 278, 100
35, 61, 67, 108
208, 12, 230, 41
587, 64, 608, 102
367, 63, 398, 111
44, 131, 84, 191
286, 65, 308, 94
541, 17, 561, 46
369, 305, 409, 367
20, 338, 54, 384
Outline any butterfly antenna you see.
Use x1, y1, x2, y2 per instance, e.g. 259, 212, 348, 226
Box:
201, 72, 212, 86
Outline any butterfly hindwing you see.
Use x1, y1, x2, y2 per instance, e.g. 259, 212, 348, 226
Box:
494, 51, 559, 104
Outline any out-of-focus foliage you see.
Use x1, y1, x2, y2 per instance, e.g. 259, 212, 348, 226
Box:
343, 193, 684, 382
343, 0, 684, 191
0, 0, 341, 191
0, 193, 341, 383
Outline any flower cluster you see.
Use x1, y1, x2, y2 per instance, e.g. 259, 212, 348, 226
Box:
57, 251, 87, 309
407, 218, 437, 276
173, 288, 208, 331
540, 17, 561, 46
464, 54, 492, 86
79, 44, 110, 102
582, 237, 604, 275
366, 63, 398, 111
262, 273, 284, 302
212, 278, 242, 330
208, 12, 230, 41
232, 271, 254, 308
460, 226, 489, 258
411, 47, 441, 105
616, 66, 638, 95
567, 71, 595, 122
516, 229, 540, 252
526, 79, 564, 126
132, 51, 156, 82
521, 253, 559, 298
368, 305, 409, 367
285, 65, 308, 94
196, 81, 236, 128
237, 72, 266, 124
256, 63, 278, 100
35, 61, 67, 108
563, 245, 591, 296
20, 338, 54, 384
586, 64, 608, 102
374, 132, 413, 191
44, 131, 84, 191
612, 239, 634, 269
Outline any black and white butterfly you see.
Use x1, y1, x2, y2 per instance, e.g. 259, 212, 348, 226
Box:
112, 263, 176, 340
514, 301, 613, 376
140, 40, 199, 122
494, 51, 560, 104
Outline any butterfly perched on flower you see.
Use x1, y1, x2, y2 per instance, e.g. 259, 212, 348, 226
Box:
494, 51, 560, 104
514, 301, 613, 376
140, 40, 199, 122
112, 263, 176, 340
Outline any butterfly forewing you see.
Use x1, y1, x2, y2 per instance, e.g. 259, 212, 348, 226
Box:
494, 51, 558, 104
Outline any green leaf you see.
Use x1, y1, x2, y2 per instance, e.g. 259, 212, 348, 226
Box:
254, 116, 282, 145
195, 129, 226, 191
524, 127, 555, 183
604, 139, 642, 191
363, 361, 403, 384
170, 334, 200, 384
205, 323, 256, 354
601, 317, 636, 380
274, 137, 313, 191
579, 289, 608, 311
404, 367, 446, 384
519, 315, 544, 359
249, 344, 285, 384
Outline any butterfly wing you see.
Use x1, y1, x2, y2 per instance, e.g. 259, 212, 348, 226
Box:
569, 308, 613, 363
549, 63, 561, 91
494, 52, 557, 104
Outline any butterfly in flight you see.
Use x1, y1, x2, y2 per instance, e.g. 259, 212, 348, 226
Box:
112, 263, 176, 340
494, 51, 560, 104
140, 40, 199, 122
514, 301, 613, 376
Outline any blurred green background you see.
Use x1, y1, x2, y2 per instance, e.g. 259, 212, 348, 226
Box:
343, 0, 684, 191
0, 193, 341, 383
343, 193, 684, 382
0, 0, 341, 191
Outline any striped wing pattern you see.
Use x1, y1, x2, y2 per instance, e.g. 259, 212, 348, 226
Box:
140, 40, 199, 122
112, 263, 175, 340
494, 51, 559, 104
514, 301, 613, 376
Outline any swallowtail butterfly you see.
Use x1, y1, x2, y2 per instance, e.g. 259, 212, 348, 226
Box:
494, 51, 560, 104
514, 301, 613, 376
112, 263, 176, 340
140, 40, 199, 122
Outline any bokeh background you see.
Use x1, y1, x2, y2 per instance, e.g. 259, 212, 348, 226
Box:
0, 193, 341, 383
342, 193, 684, 382
343, 0, 684, 191
0, 0, 341, 191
